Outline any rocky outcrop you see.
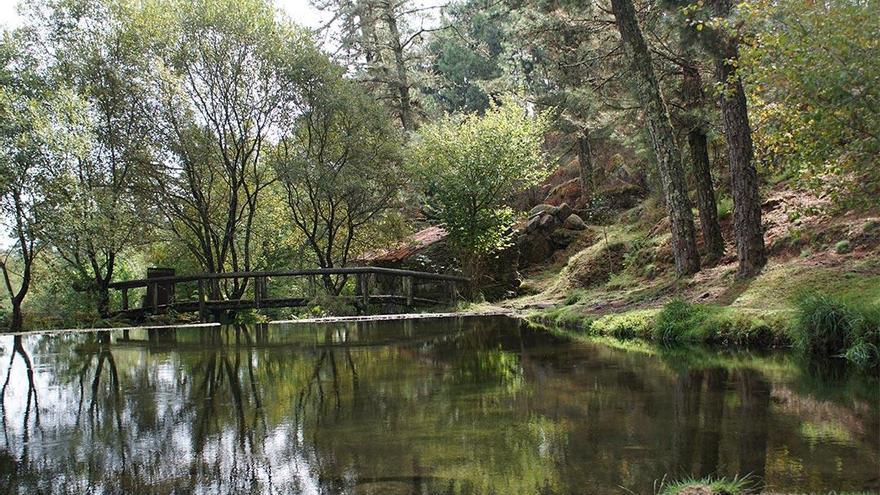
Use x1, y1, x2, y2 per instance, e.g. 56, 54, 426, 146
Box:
518, 203, 588, 268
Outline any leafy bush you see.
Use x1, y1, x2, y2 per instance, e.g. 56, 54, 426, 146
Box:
410, 96, 551, 275
793, 293, 880, 369
835, 239, 852, 254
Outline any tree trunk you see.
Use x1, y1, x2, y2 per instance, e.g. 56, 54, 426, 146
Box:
682, 64, 725, 264
97, 283, 111, 319
10, 303, 24, 332
577, 127, 594, 200
711, 0, 766, 278
610, 0, 700, 275
382, 4, 414, 132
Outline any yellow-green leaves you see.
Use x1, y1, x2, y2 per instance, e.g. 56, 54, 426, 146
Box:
410, 96, 551, 262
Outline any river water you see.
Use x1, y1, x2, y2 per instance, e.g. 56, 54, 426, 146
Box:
0, 316, 877, 494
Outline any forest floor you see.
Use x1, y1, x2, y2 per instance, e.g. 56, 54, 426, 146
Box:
479, 181, 880, 346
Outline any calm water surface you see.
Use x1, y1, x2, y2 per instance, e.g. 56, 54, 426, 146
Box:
0, 316, 877, 494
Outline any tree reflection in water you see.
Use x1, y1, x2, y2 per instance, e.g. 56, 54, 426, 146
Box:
0, 317, 877, 494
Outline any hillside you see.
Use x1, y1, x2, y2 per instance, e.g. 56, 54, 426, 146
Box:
494, 179, 880, 348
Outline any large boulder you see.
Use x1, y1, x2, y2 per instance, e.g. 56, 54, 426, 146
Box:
556, 203, 573, 221
528, 203, 559, 218
538, 213, 559, 230
517, 232, 554, 267
563, 213, 587, 230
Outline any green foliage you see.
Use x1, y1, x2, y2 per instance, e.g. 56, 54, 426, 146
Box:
835, 239, 852, 254
741, 0, 880, 207
411, 97, 551, 270
272, 75, 406, 293
716, 196, 733, 221
657, 475, 752, 495
653, 298, 707, 342
793, 293, 880, 369
590, 310, 656, 339
306, 293, 358, 317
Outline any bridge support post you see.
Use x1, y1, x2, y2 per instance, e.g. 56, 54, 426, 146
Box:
254, 276, 262, 308
308, 274, 316, 298
198, 279, 206, 322
121, 288, 129, 311
404, 276, 414, 307
359, 273, 371, 314
150, 282, 158, 313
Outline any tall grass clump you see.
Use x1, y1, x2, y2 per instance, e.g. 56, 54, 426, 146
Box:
794, 293, 880, 369
652, 299, 708, 343
656, 474, 751, 495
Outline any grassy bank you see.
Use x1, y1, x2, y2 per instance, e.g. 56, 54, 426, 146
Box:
528, 291, 879, 370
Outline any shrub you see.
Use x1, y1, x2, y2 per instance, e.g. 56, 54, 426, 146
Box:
793, 293, 880, 369
835, 239, 852, 254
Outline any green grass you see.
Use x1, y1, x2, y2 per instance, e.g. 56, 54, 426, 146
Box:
656, 475, 751, 495
533, 299, 790, 349
716, 196, 734, 221
793, 293, 880, 369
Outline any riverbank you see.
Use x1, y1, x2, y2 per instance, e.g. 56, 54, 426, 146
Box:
519, 260, 879, 369
489, 183, 880, 369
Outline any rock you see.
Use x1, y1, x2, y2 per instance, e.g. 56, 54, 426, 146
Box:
538, 213, 558, 230
517, 233, 553, 266
528, 204, 558, 218
563, 213, 587, 230
526, 215, 542, 233
550, 228, 580, 247
556, 202, 573, 220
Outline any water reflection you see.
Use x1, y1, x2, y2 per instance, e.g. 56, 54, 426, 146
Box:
0, 317, 877, 494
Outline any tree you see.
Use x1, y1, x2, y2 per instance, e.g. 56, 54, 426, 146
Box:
410, 98, 550, 277
0, 35, 51, 331
740, 0, 880, 208
313, 0, 436, 132
707, 0, 766, 278
144, 0, 317, 299
681, 61, 725, 264
272, 77, 405, 295
609, 0, 701, 276
24, 0, 155, 317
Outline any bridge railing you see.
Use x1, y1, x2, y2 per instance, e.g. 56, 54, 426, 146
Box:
108, 267, 470, 320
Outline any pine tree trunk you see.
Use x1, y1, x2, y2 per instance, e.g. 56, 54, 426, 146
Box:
711, 0, 766, 278
577, 127, 594, 200
682, 64, 725, 264
383, 5, 414, 132
610, 0, 700, 275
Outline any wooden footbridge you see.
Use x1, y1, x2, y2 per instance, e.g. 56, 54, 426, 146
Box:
108, 267, 469, 321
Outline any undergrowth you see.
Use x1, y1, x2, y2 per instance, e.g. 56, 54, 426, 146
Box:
793, 293, 879, 369
656, 474, 751, 495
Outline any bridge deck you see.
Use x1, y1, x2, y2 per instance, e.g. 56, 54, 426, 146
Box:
109, 267, 468, 321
